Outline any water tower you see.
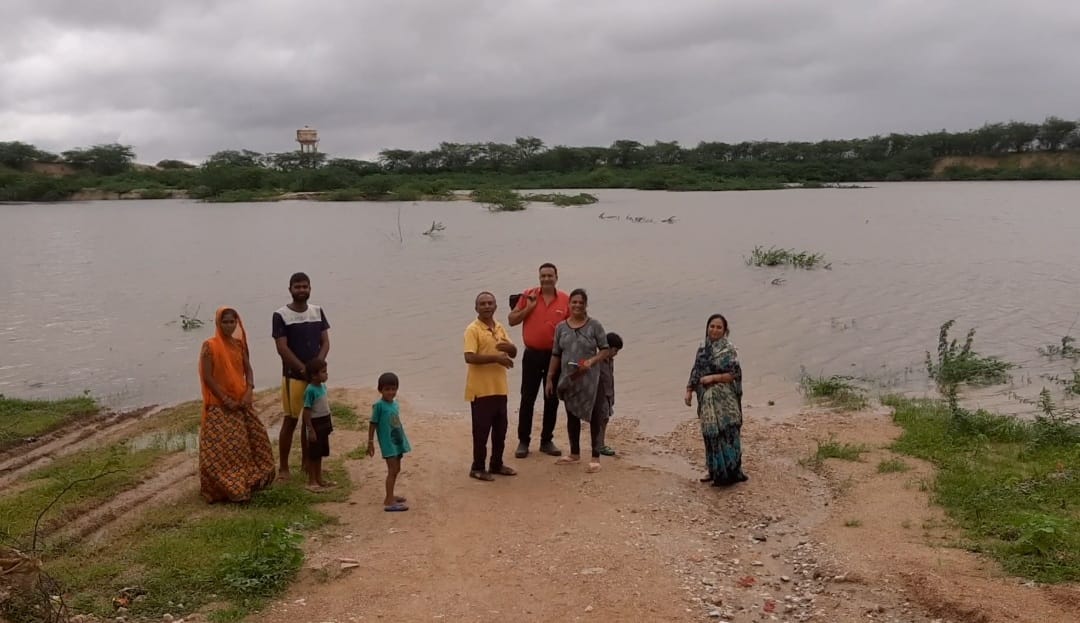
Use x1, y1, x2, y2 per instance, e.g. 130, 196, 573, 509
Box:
296, 125, 319, 153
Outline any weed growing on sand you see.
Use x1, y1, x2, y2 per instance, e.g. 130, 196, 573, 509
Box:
330, 402, 365, 430
876, 458, 911, 474
815, 437, 868, 462
799, 373, 869, 411
843, 519, 863, 528
884, 394, 1080, 583
800, 436, 868, 471
745, 245, 830, 269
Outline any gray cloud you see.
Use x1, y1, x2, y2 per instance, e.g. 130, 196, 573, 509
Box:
1, 0, 1077, 163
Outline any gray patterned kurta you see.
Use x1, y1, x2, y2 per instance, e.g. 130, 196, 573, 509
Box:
553, 318, 608, 421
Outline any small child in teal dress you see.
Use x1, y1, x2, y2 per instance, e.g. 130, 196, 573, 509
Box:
367, 372, 411, 512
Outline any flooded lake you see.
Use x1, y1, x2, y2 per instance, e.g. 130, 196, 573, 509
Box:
3, 182, 1080, 433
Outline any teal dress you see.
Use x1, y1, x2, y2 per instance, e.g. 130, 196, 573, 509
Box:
371, 400, 412, 459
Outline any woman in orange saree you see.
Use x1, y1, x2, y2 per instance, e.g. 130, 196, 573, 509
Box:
198, 307, 276, 502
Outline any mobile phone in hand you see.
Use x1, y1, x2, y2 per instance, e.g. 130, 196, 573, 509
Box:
509, 293, 522, 308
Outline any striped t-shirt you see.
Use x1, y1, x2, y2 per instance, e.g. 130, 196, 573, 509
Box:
272, 304, 330, 379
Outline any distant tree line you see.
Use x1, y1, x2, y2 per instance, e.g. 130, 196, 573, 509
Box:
2, 115, 1080, 202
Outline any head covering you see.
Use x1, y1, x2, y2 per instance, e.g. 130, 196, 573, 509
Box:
198, 307, 250, 411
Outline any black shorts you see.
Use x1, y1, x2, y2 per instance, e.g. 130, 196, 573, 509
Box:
308, 417, 333, 458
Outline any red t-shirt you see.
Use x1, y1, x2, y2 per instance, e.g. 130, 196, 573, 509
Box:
515, 287, 570, 351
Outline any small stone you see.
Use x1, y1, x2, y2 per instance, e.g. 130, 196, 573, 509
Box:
781, 575, 792, 582
752, 533, 767, 542
163, 615, 174, 622
701, 577, 716, 586
117, 608, 129, 615
584, 605, 594, 613
580, 567, 605, 575
751, 561, 764, 567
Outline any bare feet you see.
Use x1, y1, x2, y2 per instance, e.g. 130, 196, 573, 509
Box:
317, 480, 337, 488
555, 455, 580, 465
305, 483, 328, 493
277, 470, 292, 482
586, 461, 601, 473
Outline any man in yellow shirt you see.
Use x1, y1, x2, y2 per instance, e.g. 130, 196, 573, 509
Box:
463, 292, 519, 481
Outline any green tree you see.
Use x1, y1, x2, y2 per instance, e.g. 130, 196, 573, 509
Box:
156, 159, 195, 169
205, 149, 264, 168
1004, 121, 1040, 153
0, 141, 57, 170
1037, 116, 1078, 151
61, 143, 135, 175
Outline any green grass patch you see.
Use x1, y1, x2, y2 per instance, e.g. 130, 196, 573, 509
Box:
41, 460, 351, 621
0, 394, 99, 449
843, 518, 863, 527
884, 395, 1080, 583
801, 436, 868, 471
0, 444, 165, 545
815, 437, 868, 462
877, 458, 911, 474
799, 374, 869, 411
329, 401, 365, 431
745, 245, 830, 269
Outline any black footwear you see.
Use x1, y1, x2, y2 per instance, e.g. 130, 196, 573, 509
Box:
539, 441, 562, 456
514, 442, 529, 458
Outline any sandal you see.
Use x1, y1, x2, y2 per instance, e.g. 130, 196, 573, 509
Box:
555, 455, 580, 465
384, 503, 409, 512
586, 462, 601, 473
469, 470, 494, 481
491, 465, 517, 476
598, 446, 615, 456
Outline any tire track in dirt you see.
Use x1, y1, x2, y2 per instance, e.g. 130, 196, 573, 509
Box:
0, 407, 158, 488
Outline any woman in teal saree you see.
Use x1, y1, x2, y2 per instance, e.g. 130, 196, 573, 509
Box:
684, 313, 747, 487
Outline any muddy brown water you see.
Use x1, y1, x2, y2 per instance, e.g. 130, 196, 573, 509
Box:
3, 182, 1080, 434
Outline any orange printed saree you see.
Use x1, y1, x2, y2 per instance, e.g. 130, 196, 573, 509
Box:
198, 307, 275, 502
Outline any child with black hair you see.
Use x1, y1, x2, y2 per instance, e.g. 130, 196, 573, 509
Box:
596, 332, 623, 456
301, 359, 334, 492
367, 372, 412, 512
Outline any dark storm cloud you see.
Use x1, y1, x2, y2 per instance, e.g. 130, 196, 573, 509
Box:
1, 0, 1077, 163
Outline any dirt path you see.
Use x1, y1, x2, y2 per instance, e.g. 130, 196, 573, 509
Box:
249, 395, 1078, 623
4, 390, 1077, 622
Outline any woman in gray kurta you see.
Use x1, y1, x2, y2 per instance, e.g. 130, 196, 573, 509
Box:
546, 289, 609, 472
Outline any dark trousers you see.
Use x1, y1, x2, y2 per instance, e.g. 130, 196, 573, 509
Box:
567, 412, 602, 459
471, 395, 508, 472
518, 347, 560, 445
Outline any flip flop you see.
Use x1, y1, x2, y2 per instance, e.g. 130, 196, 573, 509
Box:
555, 456, 580, 465
469, 470, 494, 481
491, 465, 517, 476
598, 446, 616, 456
384, 503, 409, 512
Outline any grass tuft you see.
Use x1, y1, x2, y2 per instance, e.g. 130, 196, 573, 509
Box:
745, 245, 829, 269
799, 374, 869, 411
877, 458, 911, 474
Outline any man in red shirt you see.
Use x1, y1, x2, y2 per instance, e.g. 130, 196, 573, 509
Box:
508, 262, 570, 458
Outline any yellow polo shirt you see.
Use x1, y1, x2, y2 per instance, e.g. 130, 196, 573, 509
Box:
464, 318, 513, 401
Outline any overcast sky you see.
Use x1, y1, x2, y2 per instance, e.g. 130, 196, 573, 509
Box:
2, 0, 1077, 163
